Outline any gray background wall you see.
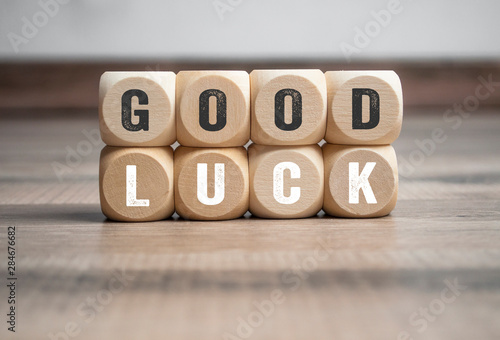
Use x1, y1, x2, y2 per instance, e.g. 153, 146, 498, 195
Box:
1, 0, 499, 61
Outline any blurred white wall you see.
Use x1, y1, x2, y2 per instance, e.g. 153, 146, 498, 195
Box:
1, 0, 499, 61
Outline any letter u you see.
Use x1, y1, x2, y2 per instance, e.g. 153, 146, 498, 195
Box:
197, 163, 225, 205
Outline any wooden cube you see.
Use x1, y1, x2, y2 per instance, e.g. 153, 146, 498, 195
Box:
323, 144, 398, 218
325, 71, 403, 145
174, 146, 249, 220
250, 69, 327, 145
176, 71, 250, 147
99, 146, 174, 221
99, 71, 176, 146
248, 144, 324, 218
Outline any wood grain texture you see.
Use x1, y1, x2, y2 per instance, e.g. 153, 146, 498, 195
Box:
248, 144, 324, 218
250, 69, 327, 145
323, 144, 398, 218
325, 71, 403, 145
174, 146, 249, 220
176, 71, 250, 147
1, 108, 500, 340
99, 146, 174, 221
99, 71, 176, 146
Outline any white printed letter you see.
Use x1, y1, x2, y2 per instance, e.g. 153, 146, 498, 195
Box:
273, 162, 300, 204
197, 163, 225, 205
126, 165, 149, 207
349, 162, 377, 204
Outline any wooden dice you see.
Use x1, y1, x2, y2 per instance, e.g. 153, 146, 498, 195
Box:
325, 71, 403, 145
323, 144, 398, 218
248, 144, 323, 218
251, 69, 327, 145
99, 146, 174, 221
176, 71, 250, 147
322, 70, 402, 217
98, 69, 403, 221
99, 72, 176, 146
174, 147, 249, 220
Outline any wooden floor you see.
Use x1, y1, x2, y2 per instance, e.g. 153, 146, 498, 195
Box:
1, 108, 500, 340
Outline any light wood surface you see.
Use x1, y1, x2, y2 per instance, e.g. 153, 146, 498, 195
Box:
250, 69, 327, 145
1, 108, 500, 339
323, 144, 398, 217
325, 70, 403, 145
176, 71, 250, 147
99, 71, 177, 146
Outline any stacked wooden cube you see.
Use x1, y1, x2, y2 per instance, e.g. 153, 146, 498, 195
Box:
99, 70, 402, 221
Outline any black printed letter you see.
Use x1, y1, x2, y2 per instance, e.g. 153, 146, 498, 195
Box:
275, 89, 302, 131
121, 89, 149, 131
352, 88, 379, 129
199, 89, 226, 131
